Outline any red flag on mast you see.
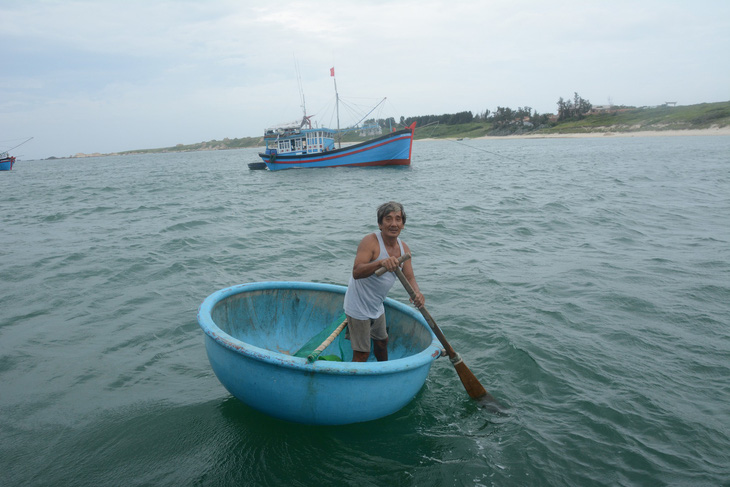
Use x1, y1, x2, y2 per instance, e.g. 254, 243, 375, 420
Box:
330, 67, 335, 77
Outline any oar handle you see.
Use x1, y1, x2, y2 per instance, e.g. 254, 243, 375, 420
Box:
374, 252, 412, 277
307, 319, 347, 363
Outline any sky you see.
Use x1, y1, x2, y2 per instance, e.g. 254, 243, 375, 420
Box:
2, 0, 729, 160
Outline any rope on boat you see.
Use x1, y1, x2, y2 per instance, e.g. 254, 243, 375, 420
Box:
449, 352, 463, 366
410, 122, 524, 162
446, 138, 524, 163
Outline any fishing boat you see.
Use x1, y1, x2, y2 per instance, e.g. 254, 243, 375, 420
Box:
0, 153, 15, 171
0, 137, 33, 171
252, 68, 416, 170
256, 120, 416, 171
197, 281, 442, 425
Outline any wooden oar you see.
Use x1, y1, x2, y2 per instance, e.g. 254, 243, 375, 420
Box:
306, 319, 347, 363
377, 253, 499, 403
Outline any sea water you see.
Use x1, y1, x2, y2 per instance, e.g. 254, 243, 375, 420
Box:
1, 136, 728, 486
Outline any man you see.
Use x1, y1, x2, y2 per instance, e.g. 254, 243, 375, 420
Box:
343, 201, 425, 362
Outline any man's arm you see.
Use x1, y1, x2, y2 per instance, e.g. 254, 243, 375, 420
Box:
401, 242, 425, 308
352, 234, 402, 279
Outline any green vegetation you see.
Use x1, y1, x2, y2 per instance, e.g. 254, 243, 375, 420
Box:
541, 101, 730, 135
407, 122, 493, 140
114, 100, 730, 155
408, 100, 730, 140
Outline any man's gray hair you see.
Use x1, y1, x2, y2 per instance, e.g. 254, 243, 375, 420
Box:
377, 201, 406, 225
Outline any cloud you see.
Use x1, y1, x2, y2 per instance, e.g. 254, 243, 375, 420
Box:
2, 0, 729, 159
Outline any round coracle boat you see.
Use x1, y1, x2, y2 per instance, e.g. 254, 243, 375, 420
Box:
197, 281, 441, 425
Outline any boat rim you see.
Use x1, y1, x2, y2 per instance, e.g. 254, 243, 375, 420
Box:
197, 281, 442, 375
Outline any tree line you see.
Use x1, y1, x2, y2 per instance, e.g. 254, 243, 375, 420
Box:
365, 93, 594, 134
557, 93, 593, 121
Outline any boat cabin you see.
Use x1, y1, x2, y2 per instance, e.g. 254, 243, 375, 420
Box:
263, 121, 336, 156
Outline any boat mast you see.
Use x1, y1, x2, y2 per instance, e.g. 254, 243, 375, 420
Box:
331, 67, 341, 149
295, 58, 310, 129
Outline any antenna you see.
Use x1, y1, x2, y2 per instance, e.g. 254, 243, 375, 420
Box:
294, 57, 307, 125
331, 67, 341, 149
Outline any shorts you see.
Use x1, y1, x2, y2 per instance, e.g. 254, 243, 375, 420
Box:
345, 314, 388, 353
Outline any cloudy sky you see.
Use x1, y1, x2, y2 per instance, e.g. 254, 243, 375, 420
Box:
2, 0, 729, 160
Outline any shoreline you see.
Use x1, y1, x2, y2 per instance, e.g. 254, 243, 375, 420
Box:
41, 127, 730, 161
419, 126, 730, 142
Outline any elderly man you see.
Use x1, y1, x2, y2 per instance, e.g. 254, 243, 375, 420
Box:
343, 201, 425, 362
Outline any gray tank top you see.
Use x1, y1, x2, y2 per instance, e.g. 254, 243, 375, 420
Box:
344, 232, 405, 320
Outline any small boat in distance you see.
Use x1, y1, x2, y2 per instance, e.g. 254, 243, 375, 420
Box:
0, 137, 33, 171
0, 153, 15, 171
252, 68, 416, 170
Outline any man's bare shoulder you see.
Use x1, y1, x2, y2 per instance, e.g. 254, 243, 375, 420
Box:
353, 233, 380, 266
358, 232, 379, 248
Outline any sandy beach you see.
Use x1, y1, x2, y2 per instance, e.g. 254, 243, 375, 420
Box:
416, 126, 730, 142
463, 126, 730, 141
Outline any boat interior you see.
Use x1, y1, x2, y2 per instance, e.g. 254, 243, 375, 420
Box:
210, 287, 434, 362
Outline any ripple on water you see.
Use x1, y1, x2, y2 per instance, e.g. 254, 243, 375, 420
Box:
1, 139, 730, 485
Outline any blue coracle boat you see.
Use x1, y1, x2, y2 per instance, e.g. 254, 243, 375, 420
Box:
197, 281, 442, 425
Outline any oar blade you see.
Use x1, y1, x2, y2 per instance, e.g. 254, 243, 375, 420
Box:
452, 360, 488, 399
451, 357, 505, 412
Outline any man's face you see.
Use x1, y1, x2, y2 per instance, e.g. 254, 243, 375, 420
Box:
379, 210, 404, 238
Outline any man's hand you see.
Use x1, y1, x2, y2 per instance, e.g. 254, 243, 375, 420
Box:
379, 255, 401, 273
410, 291, 425, 309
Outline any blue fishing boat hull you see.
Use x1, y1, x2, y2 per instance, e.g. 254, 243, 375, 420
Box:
198, 281, 441, 425
258, 126, 415, 171
0, 157, 14, 171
